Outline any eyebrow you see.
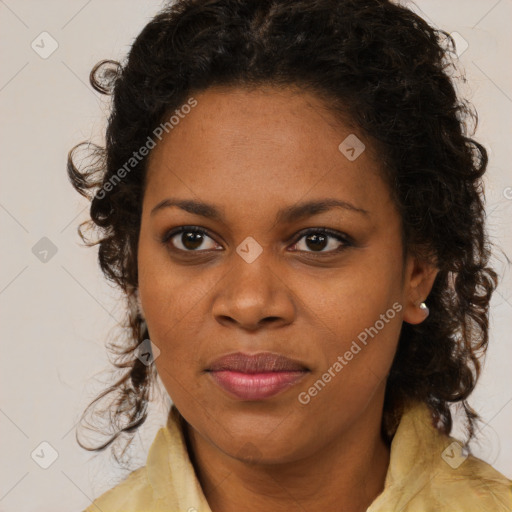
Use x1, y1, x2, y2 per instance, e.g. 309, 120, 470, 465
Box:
150, 197, 370, 223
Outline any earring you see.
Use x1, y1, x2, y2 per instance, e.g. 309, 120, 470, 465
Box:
419, 301, 429, 317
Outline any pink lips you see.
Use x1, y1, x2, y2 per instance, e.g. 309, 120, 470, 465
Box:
206, 352, 309, 400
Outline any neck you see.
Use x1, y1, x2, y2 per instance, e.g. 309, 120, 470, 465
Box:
183, 393, 391, 512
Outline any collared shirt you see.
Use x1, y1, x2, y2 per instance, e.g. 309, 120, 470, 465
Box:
84, 401, 512, 511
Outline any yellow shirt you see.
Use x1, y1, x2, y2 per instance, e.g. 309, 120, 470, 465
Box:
84, 401, 512, 511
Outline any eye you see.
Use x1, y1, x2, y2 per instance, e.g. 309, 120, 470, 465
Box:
162, 226, 221, 252
289, 228, 351, 254
161, 226, 352, 255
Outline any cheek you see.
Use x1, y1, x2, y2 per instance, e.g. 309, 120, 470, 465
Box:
295, 293, 402, 432
137, 231, 207, 338
137, 241, 205, 386
301, 265, 403, 382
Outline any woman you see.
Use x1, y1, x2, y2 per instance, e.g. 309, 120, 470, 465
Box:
68, 0, 512, 510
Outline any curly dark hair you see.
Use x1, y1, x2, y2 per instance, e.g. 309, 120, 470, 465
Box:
68, 0, 498, 462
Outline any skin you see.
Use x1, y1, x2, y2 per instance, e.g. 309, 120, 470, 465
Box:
137, 85, 439, 512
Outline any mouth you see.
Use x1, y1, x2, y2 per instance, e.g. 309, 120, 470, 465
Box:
205, 352, 310, 401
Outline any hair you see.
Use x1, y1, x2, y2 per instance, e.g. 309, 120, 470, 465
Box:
68, 0, 498, 462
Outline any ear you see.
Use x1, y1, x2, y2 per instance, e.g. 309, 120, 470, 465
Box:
402, 254, 439, 325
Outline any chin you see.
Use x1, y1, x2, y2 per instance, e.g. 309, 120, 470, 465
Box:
211, 423, 313, 466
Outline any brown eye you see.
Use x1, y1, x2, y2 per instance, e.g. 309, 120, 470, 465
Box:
162, 226, 220, 252
290, 229, 351, 254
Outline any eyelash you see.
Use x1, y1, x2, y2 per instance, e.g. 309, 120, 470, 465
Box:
161, 225, 352, 256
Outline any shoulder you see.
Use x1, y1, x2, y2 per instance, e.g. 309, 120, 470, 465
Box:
371, 449, 512, 511
369, 401, 512, 511
81, 413, 207, 512
82, 465, 156, 512
426, 450, 512, 511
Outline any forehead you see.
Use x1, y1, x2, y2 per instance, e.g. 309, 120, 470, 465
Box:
143, 85, 390, 221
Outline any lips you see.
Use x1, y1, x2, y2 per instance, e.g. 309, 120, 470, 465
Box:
206, 352, 309, 400
207, 352, 309, 373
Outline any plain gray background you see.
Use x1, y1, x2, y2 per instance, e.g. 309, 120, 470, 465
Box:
1, 1, 511, 510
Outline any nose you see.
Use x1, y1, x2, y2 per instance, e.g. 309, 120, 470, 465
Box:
211, 253, 296, 332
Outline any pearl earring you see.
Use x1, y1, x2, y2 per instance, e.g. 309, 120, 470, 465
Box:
419, 302, 429, 317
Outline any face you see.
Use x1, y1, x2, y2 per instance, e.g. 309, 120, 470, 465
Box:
137, 85, 437, 464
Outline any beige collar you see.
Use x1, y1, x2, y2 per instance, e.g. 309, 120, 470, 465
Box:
143, 401, 511, 512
